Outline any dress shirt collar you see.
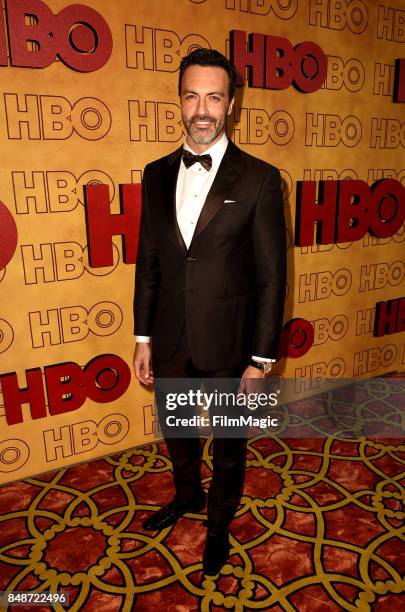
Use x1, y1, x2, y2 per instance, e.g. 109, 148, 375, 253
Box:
182, 131, 228, 169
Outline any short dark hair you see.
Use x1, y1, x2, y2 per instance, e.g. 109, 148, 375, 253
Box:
178, 48, 237, 100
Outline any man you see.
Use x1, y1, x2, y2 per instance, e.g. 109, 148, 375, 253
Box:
133, 48, 286, 576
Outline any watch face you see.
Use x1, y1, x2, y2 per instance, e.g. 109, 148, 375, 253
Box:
263, 363, 273, 374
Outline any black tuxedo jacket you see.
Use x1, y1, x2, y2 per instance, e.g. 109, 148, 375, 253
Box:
134, 139, 286, 371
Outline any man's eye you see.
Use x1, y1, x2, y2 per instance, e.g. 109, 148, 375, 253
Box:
210, 96, 220, 101
185, 95, 195, 100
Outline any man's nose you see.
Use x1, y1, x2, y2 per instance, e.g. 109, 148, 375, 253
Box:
196, 96, 208, 116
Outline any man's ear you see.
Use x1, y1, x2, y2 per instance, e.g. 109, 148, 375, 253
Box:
227, 97, 235, 115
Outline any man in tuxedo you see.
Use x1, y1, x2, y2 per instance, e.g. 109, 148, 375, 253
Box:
133, 48, 286, 576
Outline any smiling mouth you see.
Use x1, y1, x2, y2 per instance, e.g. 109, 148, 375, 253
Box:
192, 118, 214, 125
192, 122, 213, 129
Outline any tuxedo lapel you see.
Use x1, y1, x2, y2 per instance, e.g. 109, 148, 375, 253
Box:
190, 140, 242, 250
163, 147, 187, 255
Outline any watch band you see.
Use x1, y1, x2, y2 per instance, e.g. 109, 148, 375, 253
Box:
249, 359, 273, 374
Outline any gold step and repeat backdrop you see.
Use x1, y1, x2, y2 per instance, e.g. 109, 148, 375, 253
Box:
0, 0, 403, 483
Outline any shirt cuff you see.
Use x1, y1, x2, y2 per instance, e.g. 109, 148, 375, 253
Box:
135, 336, 151, 343
251, 355, 276, 363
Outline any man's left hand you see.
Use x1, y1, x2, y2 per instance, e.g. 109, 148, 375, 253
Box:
237, 365, 264, 395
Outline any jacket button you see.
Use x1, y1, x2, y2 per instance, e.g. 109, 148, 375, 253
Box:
186, 257, 197, 262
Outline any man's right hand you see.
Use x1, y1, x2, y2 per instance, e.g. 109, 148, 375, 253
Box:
133, 342, 154, 386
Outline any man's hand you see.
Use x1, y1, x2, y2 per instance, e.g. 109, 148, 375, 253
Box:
133, 342, 154, 386
237, 365, 264, 395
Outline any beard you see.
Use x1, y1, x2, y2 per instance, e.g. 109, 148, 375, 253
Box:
183, 114, 225, 145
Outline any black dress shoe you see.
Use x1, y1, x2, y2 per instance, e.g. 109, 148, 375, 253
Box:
142, 493, 206, 531
202, 527, 230, 576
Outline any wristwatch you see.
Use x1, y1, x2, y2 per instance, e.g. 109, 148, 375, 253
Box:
249, 359, 273, 374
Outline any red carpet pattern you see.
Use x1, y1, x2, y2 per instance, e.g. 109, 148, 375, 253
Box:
0, 434, 404, 611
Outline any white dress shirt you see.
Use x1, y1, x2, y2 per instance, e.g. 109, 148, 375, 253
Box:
176, 132, 228, 249
135, 133, 273, 366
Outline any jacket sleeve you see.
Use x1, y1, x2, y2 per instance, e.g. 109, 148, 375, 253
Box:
251, 166, 286, 359
133, 164, 160, 335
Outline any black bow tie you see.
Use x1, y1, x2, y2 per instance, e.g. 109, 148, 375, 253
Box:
182, 148, 212, 171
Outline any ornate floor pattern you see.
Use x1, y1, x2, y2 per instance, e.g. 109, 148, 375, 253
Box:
0, 433, 404, 611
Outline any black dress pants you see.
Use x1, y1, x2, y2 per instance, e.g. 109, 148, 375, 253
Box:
152, 322, 247, 528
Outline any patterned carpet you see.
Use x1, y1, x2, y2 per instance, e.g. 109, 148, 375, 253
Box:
0, 433, 404, 611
